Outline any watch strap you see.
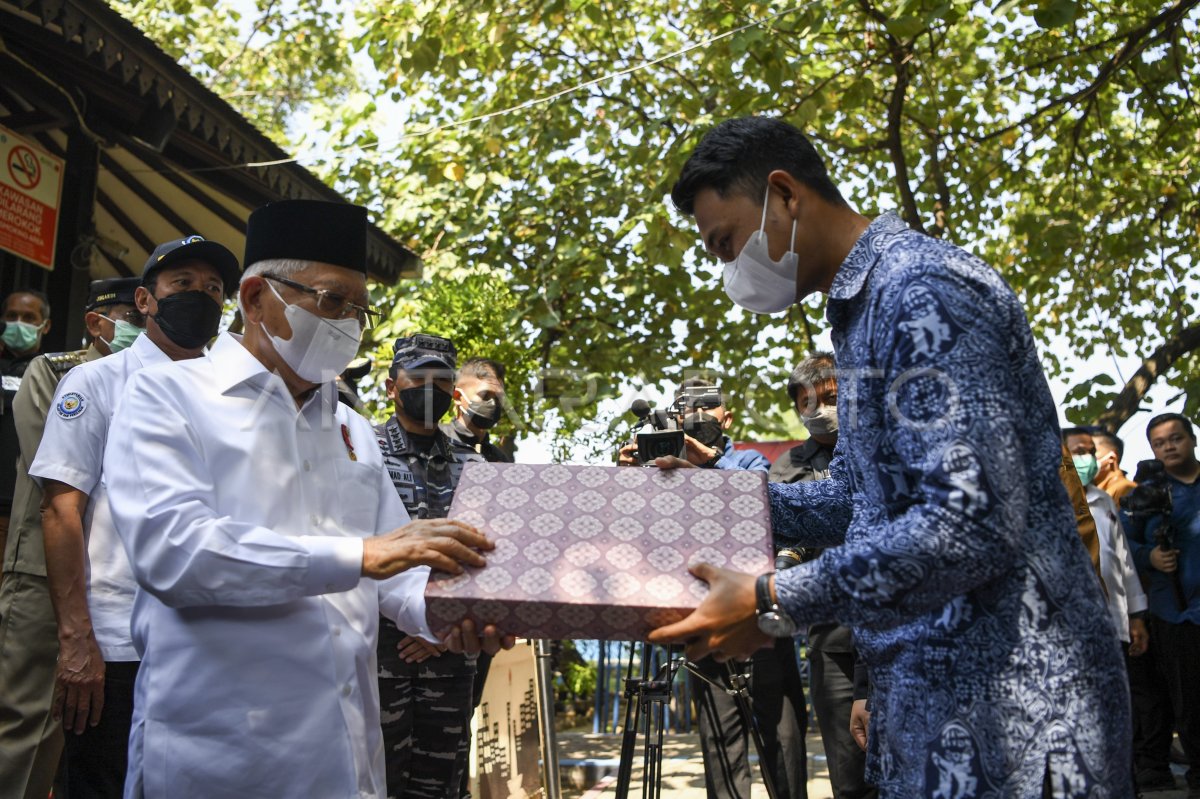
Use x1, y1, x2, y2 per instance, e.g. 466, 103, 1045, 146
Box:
755, 572, 775, 615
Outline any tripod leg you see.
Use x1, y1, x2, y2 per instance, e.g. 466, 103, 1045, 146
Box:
615, 643, 648, 799
726, 663, 782, 799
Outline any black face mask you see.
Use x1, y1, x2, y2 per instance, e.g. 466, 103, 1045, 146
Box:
398, 386, 455, 427
153, 291, 222, 349
683, 412, 725, 449
464, 397, 503, 429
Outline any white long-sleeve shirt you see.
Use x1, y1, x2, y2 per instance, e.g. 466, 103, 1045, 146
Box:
103, 332, 429, 799
1086, 484, 1148, 642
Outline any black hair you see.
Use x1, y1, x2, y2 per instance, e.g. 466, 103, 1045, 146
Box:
671, 117, 847, 216
459, 357, 506, 386
1061, 427, 1094, 444
786, 352, 836, 403
1085, 426, 1125, 461
1146, 412, 1196, 443
3, 288, 51, 321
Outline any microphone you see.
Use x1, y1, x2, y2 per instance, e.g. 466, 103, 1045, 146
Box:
629, 398, 651, 419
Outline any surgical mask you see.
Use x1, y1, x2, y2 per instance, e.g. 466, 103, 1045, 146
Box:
99, 316, 143, 354
722, 186, 798, 315
801, 404, 838, 437
1072, 454, 1098, 487
682, 412, 725, 449
153, 291, 223, 349
261, 281, 362, 383
464, 397, 503, 429
2, 320, 44, 353
399, 385, 455, 427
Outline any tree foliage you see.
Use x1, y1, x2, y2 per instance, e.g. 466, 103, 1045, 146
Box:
112, 0, 1200, 456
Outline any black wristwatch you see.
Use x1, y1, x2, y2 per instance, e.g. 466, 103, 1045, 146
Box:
755, 572, 797, 638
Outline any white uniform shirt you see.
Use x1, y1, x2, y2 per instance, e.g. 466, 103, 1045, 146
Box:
1086, 484, 1148, 642
29, 333, 172, 661
103, 332, 430, 799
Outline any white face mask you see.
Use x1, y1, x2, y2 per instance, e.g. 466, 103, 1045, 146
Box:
260, 281, 362, 383
722, 186, 799, 314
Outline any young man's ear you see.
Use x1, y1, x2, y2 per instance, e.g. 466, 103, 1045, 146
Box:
384, 376, 396, 402
721, 410, 734, 430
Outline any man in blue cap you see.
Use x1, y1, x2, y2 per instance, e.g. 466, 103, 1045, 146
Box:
377, 333, 487, 799
30, 237, 237, 797
0, 277, 141, 799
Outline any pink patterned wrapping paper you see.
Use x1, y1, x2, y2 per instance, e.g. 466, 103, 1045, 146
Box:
425, 462, 774, 641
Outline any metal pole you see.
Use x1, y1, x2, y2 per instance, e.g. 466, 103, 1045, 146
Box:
533, 639, 562, 799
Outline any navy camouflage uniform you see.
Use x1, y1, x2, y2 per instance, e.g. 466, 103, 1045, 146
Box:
376, 415, 484, 799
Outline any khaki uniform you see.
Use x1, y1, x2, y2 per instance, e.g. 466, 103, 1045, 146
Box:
0, 347, 97, 799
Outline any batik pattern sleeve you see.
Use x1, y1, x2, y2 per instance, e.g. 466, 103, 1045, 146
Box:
775, 261, 1045, 630
768, 450, 853, 550
104, 369, 363, 608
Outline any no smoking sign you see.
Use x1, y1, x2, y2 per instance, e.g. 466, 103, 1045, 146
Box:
8, 145, 41, 190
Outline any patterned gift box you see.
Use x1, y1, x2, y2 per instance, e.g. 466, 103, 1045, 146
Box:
425, 462, 774, 641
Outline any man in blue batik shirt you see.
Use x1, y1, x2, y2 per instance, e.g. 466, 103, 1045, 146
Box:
649, 117, 1129, 798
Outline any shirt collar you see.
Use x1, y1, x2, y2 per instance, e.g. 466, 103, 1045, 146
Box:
131, 329, 175, 367
827, 212, 910, 302
210, 332, 274, 394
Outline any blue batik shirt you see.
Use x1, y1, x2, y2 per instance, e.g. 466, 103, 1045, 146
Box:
713, 437, 770, 473
769, 213, 1130, 797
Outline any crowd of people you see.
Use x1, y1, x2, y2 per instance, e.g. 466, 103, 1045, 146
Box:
0, 115, 1194, 799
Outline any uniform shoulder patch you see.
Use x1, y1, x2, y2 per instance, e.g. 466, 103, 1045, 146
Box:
56, 391, 88, 419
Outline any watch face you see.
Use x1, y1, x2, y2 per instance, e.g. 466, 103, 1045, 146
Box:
757, 611, 796, 638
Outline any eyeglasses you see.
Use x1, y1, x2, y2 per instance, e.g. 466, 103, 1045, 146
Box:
263, 274, 380, 328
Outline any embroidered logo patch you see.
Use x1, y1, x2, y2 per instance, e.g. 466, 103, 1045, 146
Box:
56, 392, 87, 419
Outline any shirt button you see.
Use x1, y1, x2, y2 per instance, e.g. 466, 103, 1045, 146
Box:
342, 683, 352, 697
332, 626, 341, 637
304, 460, 312, 472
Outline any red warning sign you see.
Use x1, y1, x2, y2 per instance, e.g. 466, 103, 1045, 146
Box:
0, 125, 64, 270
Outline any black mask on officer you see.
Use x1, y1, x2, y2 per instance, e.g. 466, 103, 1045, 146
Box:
398, 385, 455, 427
683, 412, 725, 449
153, 291, 222, 349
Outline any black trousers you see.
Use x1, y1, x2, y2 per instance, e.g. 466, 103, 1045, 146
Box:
809, 646, 877, 799
1151, 617, 1200, 789
694, 639, 807, 799
63, 659, 138, 799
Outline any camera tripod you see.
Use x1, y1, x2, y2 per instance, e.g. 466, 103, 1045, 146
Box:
612, 642, 781, 799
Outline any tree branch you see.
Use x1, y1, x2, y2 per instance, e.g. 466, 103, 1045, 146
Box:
1094, 322, 1200, 432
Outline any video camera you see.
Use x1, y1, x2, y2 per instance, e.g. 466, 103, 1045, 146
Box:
626, 399, 685, 464
1122, 459, 1186, 610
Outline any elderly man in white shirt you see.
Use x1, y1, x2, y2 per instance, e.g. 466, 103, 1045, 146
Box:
103, 200, 505, 799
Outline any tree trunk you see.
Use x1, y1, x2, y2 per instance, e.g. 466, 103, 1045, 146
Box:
1094, 322, 1200, 432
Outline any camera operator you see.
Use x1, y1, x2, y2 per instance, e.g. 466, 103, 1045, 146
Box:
1123, 412, 1200, 795
626, 378, 806, 799
769, 354, 875, 799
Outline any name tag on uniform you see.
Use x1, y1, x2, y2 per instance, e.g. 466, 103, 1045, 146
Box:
1, 376, 21, 393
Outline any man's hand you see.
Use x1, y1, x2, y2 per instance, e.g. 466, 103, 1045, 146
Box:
1149, 546, 1179, 573
618, 442, 640, 467
441, 619, 516, 656
850, 698, 870, 752
652, 455, 697, 470
398, 635, 446, 664
54, 633, 105, 734
647, 563, 770, 661
681, 434, 720, 467
1128, 617, 1149, 657
362, 519, 491, 580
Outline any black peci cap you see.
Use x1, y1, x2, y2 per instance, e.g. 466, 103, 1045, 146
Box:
142, 235, 241, 296
85, 277, 140, 311
244, 199, 368, 274
392, 334, 457, 372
